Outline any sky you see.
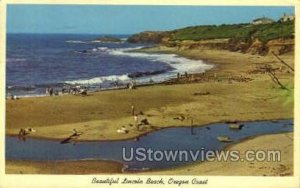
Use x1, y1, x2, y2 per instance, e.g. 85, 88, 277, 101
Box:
7, 5, 295, 34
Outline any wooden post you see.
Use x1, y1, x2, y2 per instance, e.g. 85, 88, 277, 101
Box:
190, 117, 194, 135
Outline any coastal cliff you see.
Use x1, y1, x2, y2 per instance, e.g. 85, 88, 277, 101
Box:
127, 21, 294, 55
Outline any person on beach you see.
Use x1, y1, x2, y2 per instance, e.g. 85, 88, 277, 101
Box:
49, 87, 53, 96
45, 88, 49, 96
54, 90, 59, 96
134, 115, 139, 130
131, 105, 135, 116
129, 80, 134, 89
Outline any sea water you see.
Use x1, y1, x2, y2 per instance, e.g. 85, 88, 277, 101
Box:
6, 33, 213, 97
6, 119, 293, 171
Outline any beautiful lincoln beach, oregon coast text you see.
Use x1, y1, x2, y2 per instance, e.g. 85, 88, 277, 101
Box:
5, 5, 295, 176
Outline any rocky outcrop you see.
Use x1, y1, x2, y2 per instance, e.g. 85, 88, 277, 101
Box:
92, 36, 122, 43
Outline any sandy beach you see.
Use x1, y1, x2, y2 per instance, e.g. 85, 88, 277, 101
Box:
6, 47, 294, 175
141, 132, 294, 176
6, 160, 124, 174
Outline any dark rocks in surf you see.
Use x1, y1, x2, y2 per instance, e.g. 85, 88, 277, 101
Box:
92, 36, 122, 43
128, 70, 167, 78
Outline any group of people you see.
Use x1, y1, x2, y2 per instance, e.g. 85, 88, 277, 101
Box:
45, 85, 88, 96
45, 87, 59, 96
177, 71, 189, 79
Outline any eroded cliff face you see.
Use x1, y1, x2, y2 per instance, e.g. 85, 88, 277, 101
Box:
127, 32, 294, 55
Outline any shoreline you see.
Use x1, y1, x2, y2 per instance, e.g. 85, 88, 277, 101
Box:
6, 117, 293, 142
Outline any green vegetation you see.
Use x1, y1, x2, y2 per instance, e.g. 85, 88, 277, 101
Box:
171, 21, 294, 42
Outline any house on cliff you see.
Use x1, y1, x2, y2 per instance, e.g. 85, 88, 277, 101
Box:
252, 17, 275, 25
279, 13, 295, 22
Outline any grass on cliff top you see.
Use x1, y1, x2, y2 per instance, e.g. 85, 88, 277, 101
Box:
172, 21, 294, 42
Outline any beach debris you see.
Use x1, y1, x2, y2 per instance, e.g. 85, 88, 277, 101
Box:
18, 127, 36, 136
121, 165, 129, 173
117, 126, 129, 134
60, 129, 83, 144
173, 115, 185, 121
60, 137, 73, 144
10, 95, 20, 100
228, 75, 253, 83
229, 123, 244, 130
26, 128, 36, 132
140, 118, 150, 125
217, 136, 232, 142
193, 91, 210, 96
71, 129, 82, 137
271, 51, 294, 72
225, 120, 239, 124
18, 129, 28, 136
252, 64, 287, 89
79, 89, 88, 96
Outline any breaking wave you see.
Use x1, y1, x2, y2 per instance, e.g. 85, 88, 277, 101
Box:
64, 74, 130, 85
64, 46, 213, 86
66, 40, 88, 44
106, 47, 214, 74
7, 58, 27, 63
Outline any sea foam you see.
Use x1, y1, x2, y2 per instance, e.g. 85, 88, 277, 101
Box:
64, 46, 213, 86
106, 47, 214, 74
64, 74, 130, 85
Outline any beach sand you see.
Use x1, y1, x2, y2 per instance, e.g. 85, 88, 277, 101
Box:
6, 160, 123, 174
5, 47, 294, 175
141, 132, 294, 176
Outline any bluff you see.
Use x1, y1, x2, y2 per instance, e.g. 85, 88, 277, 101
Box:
127, 21, 294, 55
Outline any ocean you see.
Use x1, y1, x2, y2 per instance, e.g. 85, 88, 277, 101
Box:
6, 34, 213, 97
